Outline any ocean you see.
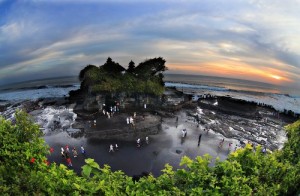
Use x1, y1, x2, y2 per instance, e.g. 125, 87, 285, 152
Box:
164, 74, 299, 96
0, 74, 300, 114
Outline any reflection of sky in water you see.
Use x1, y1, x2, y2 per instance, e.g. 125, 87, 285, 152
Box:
165, 82, 300, 114
44, 112, 236, 177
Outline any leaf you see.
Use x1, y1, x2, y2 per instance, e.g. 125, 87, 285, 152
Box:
180, 156, 193, 167
85, 158, 94, 164
89, 161, 100, 170
73, 183, 81, 190
82, 165, 92, 178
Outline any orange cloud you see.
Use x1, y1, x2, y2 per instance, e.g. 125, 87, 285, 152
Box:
167, 60, 293, 85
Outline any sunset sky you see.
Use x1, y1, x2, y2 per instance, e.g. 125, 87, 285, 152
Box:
0, 0, 300, 90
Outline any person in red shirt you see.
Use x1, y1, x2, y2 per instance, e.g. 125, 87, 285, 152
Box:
66, 154, 72, 167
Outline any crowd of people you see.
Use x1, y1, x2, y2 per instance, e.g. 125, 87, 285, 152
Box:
109, 144, 119, 152
177, 115, 250, 153
56, 135, 151, 167
136, 136, 149, 148
60, 145, 86, 167
52, 111, 270, 170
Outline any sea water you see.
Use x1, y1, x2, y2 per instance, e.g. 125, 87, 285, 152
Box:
164, 74, 299, 96
164, 74, 300, 114
0, 74, 300, 114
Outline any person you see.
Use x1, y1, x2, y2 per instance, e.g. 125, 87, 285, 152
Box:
61, 147, 65, 157
72, 147, 78, 158
130, 116, 133, 124
126, 117, 129, 125
115, 144, 119, 151
109, 144, 114, 152
94, 119, 96, 126
137, 138, 141, 148
198, 134, 202, 146
262, 147, 266, 154
218, 138, 225, 148
228, 142, 232, 151
182, 129, 185, 138
74, 113, 77, 122
81, 145, 86, 154
65, 145, 70, 153
116, 102, 120, 112
144, 103, 147, 109
146, 136, 149, 144
66, 155, 72, 167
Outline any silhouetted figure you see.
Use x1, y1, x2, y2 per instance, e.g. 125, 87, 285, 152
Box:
198, 134, 202, 146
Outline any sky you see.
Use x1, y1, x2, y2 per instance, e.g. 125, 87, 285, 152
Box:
0, 0, 300, 90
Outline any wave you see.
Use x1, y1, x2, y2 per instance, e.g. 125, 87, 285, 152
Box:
165, 81, 287, 96
0, 85, 80, 101
0, 84, 79, 93
165, 82, 229, 92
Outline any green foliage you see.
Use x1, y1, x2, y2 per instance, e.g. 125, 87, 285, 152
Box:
91, 76, 122, 94
79, 64, 98, 81
1, 112, 299, 195
281, 120, 300, 164
101, 57, 126, 74
77, 57, 167, 98
127, 60, 136, 74
135, 57, 167, 78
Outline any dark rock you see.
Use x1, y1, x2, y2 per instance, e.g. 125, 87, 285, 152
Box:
175, 149, 182, 154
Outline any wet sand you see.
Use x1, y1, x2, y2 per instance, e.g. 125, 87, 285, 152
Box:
1, 96, 289, 177
45, 110, 232, 177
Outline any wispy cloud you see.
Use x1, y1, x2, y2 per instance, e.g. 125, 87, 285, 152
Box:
0, 0, 300, 90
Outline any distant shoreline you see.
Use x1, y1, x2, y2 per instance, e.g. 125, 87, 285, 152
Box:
2, 74, 299, 96
0, 75, 300, 115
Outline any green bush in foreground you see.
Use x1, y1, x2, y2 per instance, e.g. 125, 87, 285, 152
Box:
0, 111, 299, 195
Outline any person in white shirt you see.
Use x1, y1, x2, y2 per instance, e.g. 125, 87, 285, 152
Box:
109, 144, 114, 152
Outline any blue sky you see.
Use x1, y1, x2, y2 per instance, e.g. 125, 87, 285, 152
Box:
0, 0, 300, 90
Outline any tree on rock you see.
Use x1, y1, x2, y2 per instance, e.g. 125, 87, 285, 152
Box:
101, 57, 125, 75
70, 57, 168, 106
134, 57, 167, 78
127, 60, 136, 74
